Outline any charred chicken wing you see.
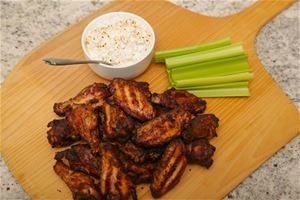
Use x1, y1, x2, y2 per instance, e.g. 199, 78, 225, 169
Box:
185, 139, 216, 168
47, 119, 80, 148
120, 157, 157, 184
151, 88, 206, 114
182, 114, 219, 143
109, 78, 155, 121
150, 139, 187, 198
99, 143, 136, 200
100, 101, 136, 142
114, 141, 162, 163
54, 83, 110, 116
135, 109, 192, 147
53, 161, 102, 200
55, 144, 100, 177
66, 105, 100, 147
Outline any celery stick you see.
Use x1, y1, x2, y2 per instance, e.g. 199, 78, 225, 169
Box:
170, 56, 250, 79
176, 81, 248, 90
166, 44, 245, 69
187, 87, 250, 97
173, 72, 254, 87
155, 38, 231, 62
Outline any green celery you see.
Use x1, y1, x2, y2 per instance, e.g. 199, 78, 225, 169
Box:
166, 44, 245, 69
155, 38, 231, 62
173, 72, 254, 87
175, 81, 248, 90
187, 87, 250, 97
170, 56, 250, 80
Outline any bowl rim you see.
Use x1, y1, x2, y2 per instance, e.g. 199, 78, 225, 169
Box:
81, 11, 155, 69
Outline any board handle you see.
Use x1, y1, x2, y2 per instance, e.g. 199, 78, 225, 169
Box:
230, 0, 296, 40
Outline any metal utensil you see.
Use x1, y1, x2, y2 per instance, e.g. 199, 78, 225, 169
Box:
43, 58, 113, 66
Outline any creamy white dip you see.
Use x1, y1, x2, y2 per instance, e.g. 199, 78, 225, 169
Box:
85, 16, 152, 67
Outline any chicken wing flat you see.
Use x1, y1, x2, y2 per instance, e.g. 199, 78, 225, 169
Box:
66, 105, 100, 147
185, 139, 216, 168
47, 119, 80, 148
150, 139, 187, 198
182, 114, 219, 143
100, 101, 136, 142
99, 143, 136, 200
55, 144, 100, 177
54, 161, 102, 200
54, 82, 110, 116
134, 109, 192, 147
113, 141, 162, 163
121, 158, 157, 184
151, 88, 206, 114
109, 78, 155, 121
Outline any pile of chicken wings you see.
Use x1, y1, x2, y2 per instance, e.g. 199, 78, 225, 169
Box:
47, 78, 219, 200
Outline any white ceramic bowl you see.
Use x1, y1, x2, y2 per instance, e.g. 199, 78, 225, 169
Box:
81, 12, 155, 80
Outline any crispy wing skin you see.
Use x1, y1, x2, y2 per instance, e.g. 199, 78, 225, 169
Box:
99, 143, 136, 200
185, 139, 216, 168
150, 139, 187, 198
121, 158, 157, 184
54, 83, 110, 116
134, 109, 192, 147
54, 161, 102, 200
100, 101, 136, 142
151, 88, 206, 114
109, 78, 155, 121
66, 105, 100, 147
47, 119, 80, 148
55, 144, 100, 177
182, 114, 219, 143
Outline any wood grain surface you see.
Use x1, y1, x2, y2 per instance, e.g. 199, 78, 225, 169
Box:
1, 0, 299, 199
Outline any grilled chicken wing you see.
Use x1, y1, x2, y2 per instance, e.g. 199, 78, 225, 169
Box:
100, 101, 136, 142
55, 144, 100, 177
114, 141, 162, 163
182, 114, 219, 143
121, 158, 157, 184
109, 78, 155, 121
99, 143, 136, 200
151, 88, 206, 114
150, 139, 187, 198
185, 139, 216, 168
54, 161, 102, 200
47, 119, 80, 148
134, 109, 192, 147
66, 105, 100, 147
54, 83, 110, 116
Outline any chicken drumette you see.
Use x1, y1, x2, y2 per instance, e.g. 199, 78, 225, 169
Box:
47, 119, 80, 148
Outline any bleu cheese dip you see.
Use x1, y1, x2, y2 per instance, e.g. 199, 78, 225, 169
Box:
85, 15, 153, 67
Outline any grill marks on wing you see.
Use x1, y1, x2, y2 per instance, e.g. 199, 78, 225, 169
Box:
135, 109, 192, 147
99, 143, 136, 200
109, 78, 155, 121
150, 140, 187, 198
100, 102, 136, 142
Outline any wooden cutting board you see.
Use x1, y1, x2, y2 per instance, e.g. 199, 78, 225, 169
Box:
1, 0, 299, 199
